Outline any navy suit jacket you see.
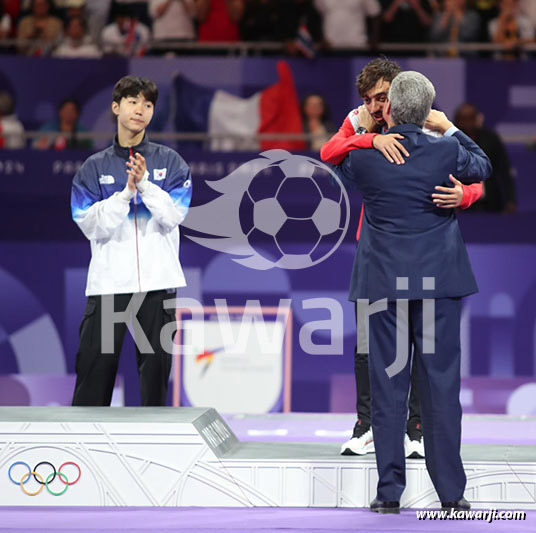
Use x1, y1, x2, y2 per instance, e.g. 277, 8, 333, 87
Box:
335, 124, 492, 302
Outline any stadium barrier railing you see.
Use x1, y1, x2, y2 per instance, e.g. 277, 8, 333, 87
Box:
1, 38, 536, 57
21, 130, 536, 147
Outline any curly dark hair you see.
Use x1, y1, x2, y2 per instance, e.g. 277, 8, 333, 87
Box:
356, 57, 402, 98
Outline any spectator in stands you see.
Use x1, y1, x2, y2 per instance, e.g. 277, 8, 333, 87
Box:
17, 0, 62, 55
0, 0, 21, 39
430, 0, 481, 55
0, 90, 25, 148
240, 0, 284, 42
314, 0, 381, 48
380, 0, 438, 44
302, 94, 335, 151
455, 102, 516, 213
85, 0, 113, 43
196, 0, 243, 42
0, 11, 11, 40
281, 0, 324, 57
489, 0, 534, 59
54, 16, 102, 57
0, 1, 18, 54
34, 98, 93, 150
111, 0, 152, 27
472, 0, 499, 41
101, 5, 151, 56
53, 0, 85, 20
149, 0, 197, 51
520, 0, 536, 31
430, 0, 480, 51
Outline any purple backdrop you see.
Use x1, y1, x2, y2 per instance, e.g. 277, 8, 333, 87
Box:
1, 56, 536, 411
1, 148, 535, 411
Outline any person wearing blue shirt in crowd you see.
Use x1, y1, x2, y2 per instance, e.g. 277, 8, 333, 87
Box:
70, 76, 192, 406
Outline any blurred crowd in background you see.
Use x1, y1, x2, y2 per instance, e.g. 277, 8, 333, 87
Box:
0, 0, 525, 214
0, 87, 517, 213
0, 0, 534, 58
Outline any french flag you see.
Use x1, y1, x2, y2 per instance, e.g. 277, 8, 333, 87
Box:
172, 61, 306, 152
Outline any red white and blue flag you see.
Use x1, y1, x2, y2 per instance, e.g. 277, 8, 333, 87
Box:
172, 61, 306, 152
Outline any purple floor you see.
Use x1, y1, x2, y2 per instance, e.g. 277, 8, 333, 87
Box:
224, 413, 536, 446
0, 507, 535, 533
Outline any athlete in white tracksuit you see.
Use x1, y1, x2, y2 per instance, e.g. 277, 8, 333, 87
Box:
70, 76, 192, 406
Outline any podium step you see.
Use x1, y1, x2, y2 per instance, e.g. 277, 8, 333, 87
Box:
1, 407, 534, 509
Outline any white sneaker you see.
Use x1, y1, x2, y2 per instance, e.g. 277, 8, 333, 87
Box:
405, 433, 425, 458
340, 428, 375, 455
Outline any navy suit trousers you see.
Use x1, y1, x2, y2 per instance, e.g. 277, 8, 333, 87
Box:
367, 297, 466, 503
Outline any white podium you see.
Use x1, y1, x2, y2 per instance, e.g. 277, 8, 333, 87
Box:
1, 407, 534, 509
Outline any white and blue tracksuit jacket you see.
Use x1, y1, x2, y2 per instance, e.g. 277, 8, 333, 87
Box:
71, 135, 192, 296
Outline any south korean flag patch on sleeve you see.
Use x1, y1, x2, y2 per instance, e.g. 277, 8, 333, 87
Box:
153, 168, 167, 181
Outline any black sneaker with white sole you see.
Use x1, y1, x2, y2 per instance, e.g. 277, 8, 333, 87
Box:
405, 423, 425, 458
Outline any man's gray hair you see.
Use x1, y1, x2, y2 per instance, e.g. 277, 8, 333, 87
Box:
388, 71, 436, 127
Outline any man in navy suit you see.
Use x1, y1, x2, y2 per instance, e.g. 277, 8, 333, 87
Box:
334, 71, 491, 513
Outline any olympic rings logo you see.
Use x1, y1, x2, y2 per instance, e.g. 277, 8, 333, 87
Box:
8, 461, 81, 496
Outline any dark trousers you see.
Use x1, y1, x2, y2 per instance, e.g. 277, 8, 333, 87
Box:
354, 304, 421, 430
72, 290, 176, 407
368, 298, 466, 502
